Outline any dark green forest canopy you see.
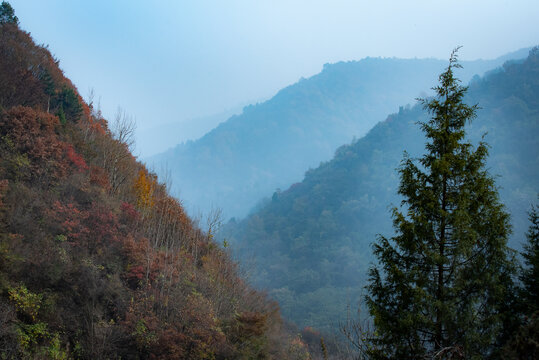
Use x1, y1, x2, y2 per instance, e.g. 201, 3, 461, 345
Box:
222, 49, 539, 333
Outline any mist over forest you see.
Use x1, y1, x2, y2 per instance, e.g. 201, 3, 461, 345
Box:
1, 1, 538, 358
149, 48, 530, 220
221, 51, 539, 333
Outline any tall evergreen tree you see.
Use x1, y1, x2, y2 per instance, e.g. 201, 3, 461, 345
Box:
501, 204, 539, 358
520, 203, 539, 315
366, 49, 515, 359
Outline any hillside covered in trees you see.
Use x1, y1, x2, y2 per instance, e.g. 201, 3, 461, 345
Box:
149, 50, 529, 219
223, 49, 539, 334
0, 4, 311, 359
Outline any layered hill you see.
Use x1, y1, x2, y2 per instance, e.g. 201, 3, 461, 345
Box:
223, 49, 539, 332
137, 105, 244, 157
150, 49, 530, 219
0, 7, 310, 359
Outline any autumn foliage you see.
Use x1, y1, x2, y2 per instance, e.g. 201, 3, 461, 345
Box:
133, 169, 157, 210
0, 4, 308, 359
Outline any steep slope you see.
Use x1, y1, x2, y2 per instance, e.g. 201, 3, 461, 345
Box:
223, 49, 539, 332
150, 49, 530, 219
0, 8, 310, 359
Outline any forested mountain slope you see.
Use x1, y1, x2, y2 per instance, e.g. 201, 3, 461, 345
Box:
223, 49, 539, 332
150, 50, 529, 219
0, 7, 310, 359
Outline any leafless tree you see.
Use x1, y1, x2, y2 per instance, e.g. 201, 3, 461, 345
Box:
339, 302, 375, 360
95, 107, 138, 196
112, 107, 136, 153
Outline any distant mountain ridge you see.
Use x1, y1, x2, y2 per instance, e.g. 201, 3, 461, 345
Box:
223, 49, 539, 332
149, 47, 531, 219
137, 100, 263, 157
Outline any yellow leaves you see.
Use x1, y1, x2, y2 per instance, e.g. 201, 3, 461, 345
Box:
133, 169, 157, 211
8, 285, 43, 322
15, 322, 48, 350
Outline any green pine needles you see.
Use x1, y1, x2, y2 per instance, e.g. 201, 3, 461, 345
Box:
520, 204, 539, 315
366, 48, 516, 359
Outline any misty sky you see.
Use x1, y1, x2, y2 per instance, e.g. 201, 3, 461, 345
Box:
9, 0, 539, 156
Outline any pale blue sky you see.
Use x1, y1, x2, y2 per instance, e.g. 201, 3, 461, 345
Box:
9, 0, 539, 156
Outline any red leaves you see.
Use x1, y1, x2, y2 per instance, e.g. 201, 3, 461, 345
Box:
48, 200, 120, 252
121, 235, 154, 288
125, 264, 145, 289
120, 202, 140, 223
0, 107, 64, 176
0, 106, 91, 179
88, 203, 120, 245
128, 265, 144, 280
89, 165, 110, 190
65, 144, 88, 172
50, 200, 89, 243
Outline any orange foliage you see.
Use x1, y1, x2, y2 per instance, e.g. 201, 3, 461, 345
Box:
154, 195, 191, 229
133, 169, 157, 210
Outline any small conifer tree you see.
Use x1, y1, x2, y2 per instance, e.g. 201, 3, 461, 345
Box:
366, 49, 515, 359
